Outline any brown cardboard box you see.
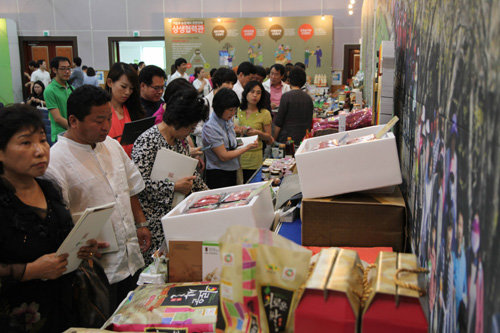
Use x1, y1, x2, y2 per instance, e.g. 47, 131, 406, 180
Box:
168, 241, 221, 283
301, 187, 405, 251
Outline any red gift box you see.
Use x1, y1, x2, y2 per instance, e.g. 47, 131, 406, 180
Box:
361, 252, 428, 332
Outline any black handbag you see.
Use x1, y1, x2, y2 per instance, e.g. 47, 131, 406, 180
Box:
72, 259, 112, 328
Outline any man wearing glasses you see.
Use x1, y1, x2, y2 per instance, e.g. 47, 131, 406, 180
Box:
44, 56, 74, 143
139, 65, 167, 117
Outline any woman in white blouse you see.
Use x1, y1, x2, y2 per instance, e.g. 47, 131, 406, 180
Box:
192, 67, 211, 97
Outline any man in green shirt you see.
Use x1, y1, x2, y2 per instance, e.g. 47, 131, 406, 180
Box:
44, 56, 73, 143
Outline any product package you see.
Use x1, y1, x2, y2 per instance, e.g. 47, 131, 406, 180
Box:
104, 282, 219, 332
294, 249, 428, 333
218, 225, 312, 333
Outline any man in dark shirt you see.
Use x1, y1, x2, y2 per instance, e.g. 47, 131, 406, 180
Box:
272, 67, 313, 144
139, 65, 167, 117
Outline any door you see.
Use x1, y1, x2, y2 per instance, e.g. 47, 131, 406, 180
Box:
343, 44, 361, 85
19, 37, 78, 99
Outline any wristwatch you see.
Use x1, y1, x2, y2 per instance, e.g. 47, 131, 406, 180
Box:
136, 221, 149, 229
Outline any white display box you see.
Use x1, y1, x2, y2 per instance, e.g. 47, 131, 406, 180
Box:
295, 125, 402, 198
161, 182, 274, 244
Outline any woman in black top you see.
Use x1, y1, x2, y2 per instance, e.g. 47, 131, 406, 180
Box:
25, 80, 46, 107
0, 104, 97, 332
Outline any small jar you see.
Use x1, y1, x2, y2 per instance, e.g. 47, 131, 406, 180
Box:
270, 169, 281, 180
261, 167, 270, 180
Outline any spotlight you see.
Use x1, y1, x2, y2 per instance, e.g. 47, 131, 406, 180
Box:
348, 4, 353, 9
348, 10, 353, 15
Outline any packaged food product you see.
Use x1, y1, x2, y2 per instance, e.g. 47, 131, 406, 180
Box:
346, 134, 376, 145
186, 204, 218, 214
222, 190, 252, 203
191, 194, 223, 208
219, 200, 249, 209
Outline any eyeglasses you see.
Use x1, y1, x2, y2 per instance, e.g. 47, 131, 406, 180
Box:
58, 67, 72, 72
149, 85, 165, 91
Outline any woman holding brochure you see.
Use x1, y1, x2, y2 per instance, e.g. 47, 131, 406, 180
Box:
237, 81, 274, 183
202, 88, 259, 189
0, 105, 98, 332
106, 62, 145, 157
132, 89, 209, 264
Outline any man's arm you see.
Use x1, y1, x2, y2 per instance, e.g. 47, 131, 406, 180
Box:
130, 195, 151, 253
49, 108, 69, 129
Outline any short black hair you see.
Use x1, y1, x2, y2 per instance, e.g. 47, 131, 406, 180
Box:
174, 58, 187, 69
270, 64, 285, 76
139, 65, 167, 85
86, 67, 96, 76
294, 62, 306, 70
237, 61, 255, 76
28, 60, 37, 68
50, 56, 70, 70
32, 80, 45, 94
73, 57, 82, 67
82, 65, 88, 71
163, 78, 196, 104
67, 85, 110, 123
211, 68, 237, 89
162, 89, 209, 129
210, 68, 217, 77
138, 61, 145, 67
0, 104, 45, 151
130, 63, 139, 71
36, 59, 45, 67
254, 66, 266, 79
212, 88, 239, 118
288, 67, 306, 88
240, 81, 266, 111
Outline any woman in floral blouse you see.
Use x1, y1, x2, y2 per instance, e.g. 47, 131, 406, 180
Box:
132, 88, 209, 264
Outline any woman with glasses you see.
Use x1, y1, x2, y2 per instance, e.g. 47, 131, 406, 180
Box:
202, 88, 258, 189
132, 89, 209, 264
106, 62, 145, 157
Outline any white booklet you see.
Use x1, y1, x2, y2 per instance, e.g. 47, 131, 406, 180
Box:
150, 148, 199, 208
237, 135, 258, 149
57, 202, 116, 274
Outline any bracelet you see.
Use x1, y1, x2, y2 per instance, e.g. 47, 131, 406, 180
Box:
136, 221, 149, 229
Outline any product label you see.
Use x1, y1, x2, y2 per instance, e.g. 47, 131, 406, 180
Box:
261, 285, 294, 332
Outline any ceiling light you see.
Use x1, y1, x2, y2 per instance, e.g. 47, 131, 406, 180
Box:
217, 17, 221, 22
269, 17, 273, 22
350, 0, 355, 4
348, 4, 353, 9
348, 10, 353, 15
321, 15, 325, 20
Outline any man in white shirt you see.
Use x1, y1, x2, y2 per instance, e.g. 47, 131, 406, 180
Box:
262, 63, 290, 111
45, 85, 151, 308
30, 59, 51, 88
167, 57, 189, 85
232, 61, 255, 101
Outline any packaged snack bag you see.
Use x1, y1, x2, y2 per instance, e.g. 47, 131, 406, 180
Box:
218, 226, 311, 333
104, 282, 219, 332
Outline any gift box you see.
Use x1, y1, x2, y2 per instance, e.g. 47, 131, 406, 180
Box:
295, 248, 363, 333
301, 188, 406, 251
161, 182, 274, 245
294, 124, 402, 198
168, 240, 221, 283
361, 252, 428, 332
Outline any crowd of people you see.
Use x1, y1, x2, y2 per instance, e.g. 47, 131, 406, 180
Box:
0, 56, 313, 331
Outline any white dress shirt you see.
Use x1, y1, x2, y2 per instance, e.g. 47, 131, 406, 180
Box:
167, 71, 189, 85
45, 135, 146, 284
233, 80, 244, 101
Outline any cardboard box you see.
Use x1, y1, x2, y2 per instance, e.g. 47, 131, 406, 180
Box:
162, 182, 274, 244
301, 188, 405, 251
295, 124, 402, 198
168, 240, 222, 283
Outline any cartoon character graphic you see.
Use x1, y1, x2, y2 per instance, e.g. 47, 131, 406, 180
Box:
314, 46, 323, 67
304, 48, 312, 68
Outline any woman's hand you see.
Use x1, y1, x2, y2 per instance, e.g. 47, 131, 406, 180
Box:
22, 253, 69, 281
77, 239, 99, 260
244, 140, 259, 151
174, 175, 196, 195
189, 146, 203, 158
